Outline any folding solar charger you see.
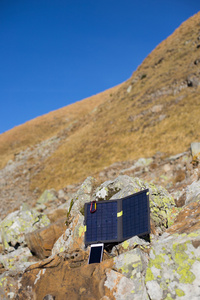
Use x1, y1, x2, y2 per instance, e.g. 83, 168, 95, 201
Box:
84, 189, 150, 246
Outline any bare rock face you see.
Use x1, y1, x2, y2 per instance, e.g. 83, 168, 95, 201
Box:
8, 251, 113, 300
166, 200, 200, 234
25, 218, 67, 259
52, 213, 85, 256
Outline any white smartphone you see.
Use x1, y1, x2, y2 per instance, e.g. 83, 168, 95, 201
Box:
88, 243, 104, 264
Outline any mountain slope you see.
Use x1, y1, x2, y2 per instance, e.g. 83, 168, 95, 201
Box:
0, 12, 200, 197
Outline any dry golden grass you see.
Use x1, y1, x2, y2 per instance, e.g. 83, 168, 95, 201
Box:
0, 84, 121, 169
1, 12, 200, 193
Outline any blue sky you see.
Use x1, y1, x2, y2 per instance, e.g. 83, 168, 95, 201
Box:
0, 0, 199, 134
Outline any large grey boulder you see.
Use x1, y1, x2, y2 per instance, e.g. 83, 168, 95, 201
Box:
0, 207, 50, 251
95, 175, 176, 231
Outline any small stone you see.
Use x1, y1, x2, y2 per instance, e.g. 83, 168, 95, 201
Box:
43, 295, 55, 300
187, 75, 200, 87
163, 164, 171, 173
127, 85, 132, 93
151, 105, 163, 113
194, 58, 200, 65
191, 142, 200, 159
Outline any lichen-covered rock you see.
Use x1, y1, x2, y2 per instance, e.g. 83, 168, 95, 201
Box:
185, 180, 200, 205
112, 178, 175, 230
145, 230, 200, 300
52, 213, 85, 255
111, 235, 150, 256
68, 176, 96, 217
35, 189, 58, 212
69, 194, 91, 217
134, 157, 153, 168
95, 175, 176, 231
0, 207, 50, 251
56, 198, 72, 212
0, 247, 33, 273
37, 189, 58, 205
104, 269, 149, 300
95, 175, 135, 201
109, 247, 149, 299
0, 271, 21, 299
114, 248, 148, 278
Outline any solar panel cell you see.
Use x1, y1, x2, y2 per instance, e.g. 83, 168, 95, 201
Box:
122, 193, 148, 239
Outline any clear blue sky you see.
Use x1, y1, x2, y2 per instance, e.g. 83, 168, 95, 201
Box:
0, 0, 199, 134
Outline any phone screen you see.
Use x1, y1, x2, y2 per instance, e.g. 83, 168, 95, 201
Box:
88, 245, 103, 264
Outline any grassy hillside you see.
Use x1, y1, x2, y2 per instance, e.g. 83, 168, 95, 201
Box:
0, 12, 200, 193
0, 85, 121, 169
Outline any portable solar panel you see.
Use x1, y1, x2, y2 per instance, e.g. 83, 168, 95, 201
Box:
84, 189, 150, 246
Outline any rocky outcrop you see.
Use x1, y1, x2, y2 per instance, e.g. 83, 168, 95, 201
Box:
0, 169, 200, 299
0, 136, 63, 221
